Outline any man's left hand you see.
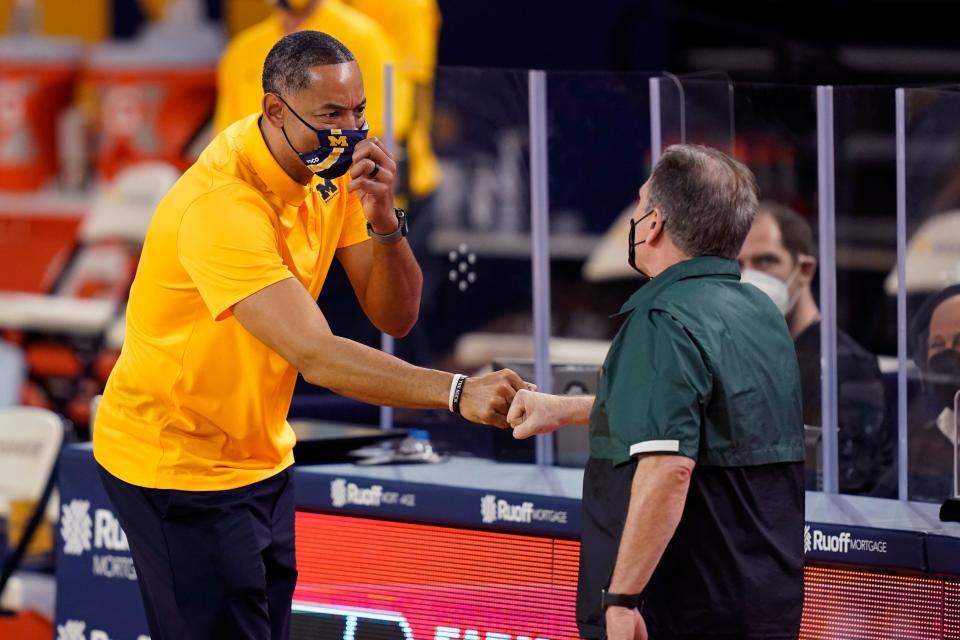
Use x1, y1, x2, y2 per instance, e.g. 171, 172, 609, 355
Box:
605, 607, 647, 640
347, 137, 398, 233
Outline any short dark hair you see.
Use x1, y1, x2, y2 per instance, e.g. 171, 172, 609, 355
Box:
759, 201, 816, 259
647, 144, 760, 260
262, 30, 355, 95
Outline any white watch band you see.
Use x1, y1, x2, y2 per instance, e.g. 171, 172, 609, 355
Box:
448, 374, 467, 413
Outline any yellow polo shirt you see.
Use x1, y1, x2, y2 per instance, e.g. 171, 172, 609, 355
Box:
214, 0, 412, 142
93, 114, 369, 491
345, 0, 439, 84
346, 0, 442, 197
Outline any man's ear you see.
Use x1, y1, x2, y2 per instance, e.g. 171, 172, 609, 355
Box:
262, 93, 285, 129
646, 209, 665, 245
797, 254, 817, 284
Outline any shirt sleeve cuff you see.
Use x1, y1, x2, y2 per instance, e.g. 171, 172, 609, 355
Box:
211, 273, 295, 321
629, 439, 681, 456
337, 233, 370, 250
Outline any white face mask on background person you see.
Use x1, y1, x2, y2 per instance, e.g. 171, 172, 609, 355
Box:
741, 267, 801, 315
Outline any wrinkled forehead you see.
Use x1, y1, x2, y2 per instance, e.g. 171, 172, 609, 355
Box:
748, 213, 786, 248
293, 62, 365, 107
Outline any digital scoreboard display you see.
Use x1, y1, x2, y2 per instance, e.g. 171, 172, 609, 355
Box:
294, 512, 580, 640
293, 512, 960, 640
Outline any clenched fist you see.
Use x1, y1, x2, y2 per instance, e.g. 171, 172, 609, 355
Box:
507, 389, 567, 439
458, 369, 536, 428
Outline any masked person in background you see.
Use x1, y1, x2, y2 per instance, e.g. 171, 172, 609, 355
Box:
738, 202, 895, 497
908, 284, 960, 501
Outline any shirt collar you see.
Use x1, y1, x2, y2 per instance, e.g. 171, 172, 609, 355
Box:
239, 115, 317, 207
618, 256, 740, 315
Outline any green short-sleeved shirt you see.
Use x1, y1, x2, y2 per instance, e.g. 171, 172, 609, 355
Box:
589, 256, 804, 466
578, 257, 806, 640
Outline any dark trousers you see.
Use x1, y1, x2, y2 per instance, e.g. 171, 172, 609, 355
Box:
97, 465, 298, 640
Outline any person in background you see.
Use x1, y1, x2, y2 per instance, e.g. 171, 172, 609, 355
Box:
215, 0, 413, 186
908, 284, 960, 501
344, 0, 442, 209
738, 202, 895, 497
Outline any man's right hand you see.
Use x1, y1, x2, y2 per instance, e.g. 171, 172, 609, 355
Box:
507, 390, 565, 439
458, 369, 535, 428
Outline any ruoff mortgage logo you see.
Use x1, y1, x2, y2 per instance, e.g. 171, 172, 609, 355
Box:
479, 494, 568, 525
329, 478, 416, 509
56, 619, 150, 640
60, 500, 137, 581
804, 525, 888, 555
57, 619, 88, 640
61, 500, 94, 557
331, 478, 383, 508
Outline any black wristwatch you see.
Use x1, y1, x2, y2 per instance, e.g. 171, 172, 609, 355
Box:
601, 589, 642, 611
367, 208, 408, 244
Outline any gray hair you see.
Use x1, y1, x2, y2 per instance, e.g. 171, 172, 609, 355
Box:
647, 144, 760, 259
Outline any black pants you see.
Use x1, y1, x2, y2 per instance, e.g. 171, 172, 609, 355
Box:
97, 465, 298, 640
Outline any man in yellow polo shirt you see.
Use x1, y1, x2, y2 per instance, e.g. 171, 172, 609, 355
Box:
94, 31, 527, 640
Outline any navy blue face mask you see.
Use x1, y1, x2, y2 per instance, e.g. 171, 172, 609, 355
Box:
276, 95, 368, 180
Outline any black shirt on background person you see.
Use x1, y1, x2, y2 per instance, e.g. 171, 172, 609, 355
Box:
794, 321, 894, 496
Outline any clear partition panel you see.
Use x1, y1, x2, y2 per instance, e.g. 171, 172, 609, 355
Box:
655, 72, 735, 156
676, 72, 736, 155
731, 83, 826, 492
902, 88, 960, 502
830, 87, 900, 498
732, 84, 818, 210
544, 70, 656, 466
393, 67, 536, 460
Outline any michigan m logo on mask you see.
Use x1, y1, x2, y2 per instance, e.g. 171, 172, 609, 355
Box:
327, 134, 348, 147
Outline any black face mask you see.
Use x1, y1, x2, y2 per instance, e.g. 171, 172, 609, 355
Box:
926, 349, 960, 411
628, 209, 655, 278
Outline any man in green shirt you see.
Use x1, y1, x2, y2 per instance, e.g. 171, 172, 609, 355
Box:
508, 144, 805, 640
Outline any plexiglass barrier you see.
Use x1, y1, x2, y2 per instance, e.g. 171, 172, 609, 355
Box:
544, 70, 657, 466
900, 88, 960, 502
829, 87, 900, 498
300, 65, 960, 505
396, 67, 537, 460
